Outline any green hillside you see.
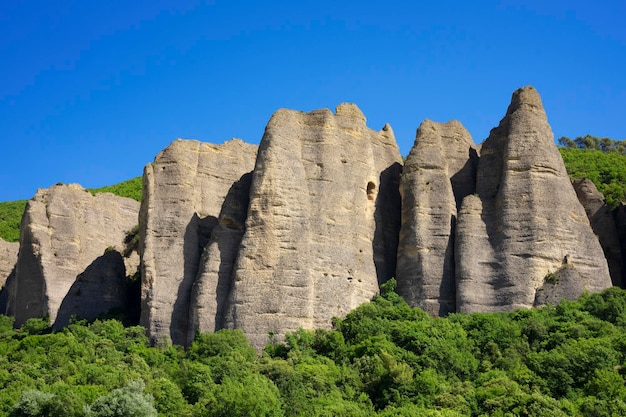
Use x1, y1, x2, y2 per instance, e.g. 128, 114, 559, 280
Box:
88, 176, 143, 202
1, 282, 625, 416
0, 200, 27, 243
559, 147, 626, 209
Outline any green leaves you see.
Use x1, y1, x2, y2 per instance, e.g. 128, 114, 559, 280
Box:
559, 147, 626, 209
2, 286, 626, 416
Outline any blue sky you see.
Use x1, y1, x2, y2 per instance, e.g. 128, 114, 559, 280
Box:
1, 0, 625, 202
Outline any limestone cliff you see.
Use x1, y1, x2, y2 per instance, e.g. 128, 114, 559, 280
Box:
186, 171, 253, 345
456, 86, 612, 312
9, 184, 139, 326
139, 138, 257, 345
2, 86, 621, 350
224, 103, 402, 349
396, 120, 477, 315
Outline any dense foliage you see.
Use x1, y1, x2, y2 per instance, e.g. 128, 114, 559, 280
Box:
0, 201, 27, 243
1, 281, 626, 416
559, 147, 626, 209
87, 176, 143, 202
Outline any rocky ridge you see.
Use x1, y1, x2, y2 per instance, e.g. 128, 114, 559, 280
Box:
7, 184, 139, 327
0, 86, 619, 350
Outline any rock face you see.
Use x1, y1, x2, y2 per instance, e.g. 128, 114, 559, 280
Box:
224, 103, 402, 349
9, 184, 140, 326
396, 120, 478, 315
573, 178, 624, 287
3, 86, 622, 350
186, 172, 253, 345
455, 86, 611, 312
0, 239, 18, 292
54, 251, 129, 329
615, 204, 626, 288
0, 239, 19, 314
139, 139, 258, 346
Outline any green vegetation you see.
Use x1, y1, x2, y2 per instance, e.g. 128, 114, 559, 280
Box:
88, 176, 143, 202
558, 134, 626, 154
0, 200, 27, 243
559, 147, 626, 209
1, 281, 626, 416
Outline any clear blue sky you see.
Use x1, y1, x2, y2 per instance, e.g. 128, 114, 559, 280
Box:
1, 0, 625, 202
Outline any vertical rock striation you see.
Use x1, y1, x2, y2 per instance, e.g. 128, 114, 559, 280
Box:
10, 184, 139, 326
186, 171, 253, 345
573, 178, 624, 287
396, 120, 477, 315
224, 104, 402, 349
456, 86, 611, 312
139, 139, 257, 345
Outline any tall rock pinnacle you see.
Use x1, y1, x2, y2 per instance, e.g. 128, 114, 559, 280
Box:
396, 120, 477, 315
456, 86, 612, 312
224, 103, 402, 349
139, 139, 258, 345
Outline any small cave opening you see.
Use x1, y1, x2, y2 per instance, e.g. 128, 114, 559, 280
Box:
367, 182, 376, 201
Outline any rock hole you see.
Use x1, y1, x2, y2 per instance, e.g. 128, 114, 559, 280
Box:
367, 182, 376, 201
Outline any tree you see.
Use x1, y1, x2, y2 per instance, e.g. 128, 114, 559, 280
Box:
83, 380, 157, 417
9, 390, 64, 417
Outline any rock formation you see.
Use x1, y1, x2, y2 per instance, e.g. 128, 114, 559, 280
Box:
455, 86, 612, 312
0, 239, 18, 291
396, 120, 478, 315
139, 139, 258, 346
614, 204, 626, 287
0, 239, 19, 314
54, 251, 130, 329
9, 184, 140, 326
186, 171, 253, 345
223, 103, 402, 349
1, 86, 621, 351
573, 178, 624, 287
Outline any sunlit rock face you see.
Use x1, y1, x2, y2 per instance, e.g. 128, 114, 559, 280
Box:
0, 238, 19, 314
10, 184, 139, 326
139, 138, 257, 346
396, 119, 478, 316
455, 86, 612, 313
224, 103, 402, 349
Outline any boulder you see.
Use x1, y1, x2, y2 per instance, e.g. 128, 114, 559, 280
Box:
139, 138, 257, 345
572, 178, 623, 287
10, 184, 140, 326
456, 86, 611, 312
396, 120, 477, 315
224, 103, 402, 349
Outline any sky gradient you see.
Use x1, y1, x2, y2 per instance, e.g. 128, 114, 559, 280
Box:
1, 0, 625, 201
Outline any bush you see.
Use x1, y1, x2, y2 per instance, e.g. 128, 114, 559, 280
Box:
83, 380, 157, 417
9, 390, 64, 417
